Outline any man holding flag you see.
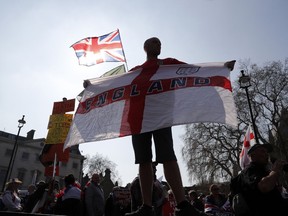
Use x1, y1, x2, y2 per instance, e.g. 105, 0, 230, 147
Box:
125, 37, 233, 216
230, 128, 288, 215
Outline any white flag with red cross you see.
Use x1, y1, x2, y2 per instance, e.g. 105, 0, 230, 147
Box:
64, 62, 238, 149
239, 125, 256, 170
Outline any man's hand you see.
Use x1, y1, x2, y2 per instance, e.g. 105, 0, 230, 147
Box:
224, 60, 236, 71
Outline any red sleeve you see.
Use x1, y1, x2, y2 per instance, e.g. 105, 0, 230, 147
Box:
129, 65, 142, 72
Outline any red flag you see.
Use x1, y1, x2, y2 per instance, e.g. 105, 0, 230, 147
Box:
39, 144, 69, 166
45, 164, 59, 177
44, 154, 59, 177
71, 29, 126, 66
239, 125, 255, 170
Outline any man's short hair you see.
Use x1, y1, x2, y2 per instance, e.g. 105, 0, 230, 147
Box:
143, 37, 160, 51
64, 174, 75, 185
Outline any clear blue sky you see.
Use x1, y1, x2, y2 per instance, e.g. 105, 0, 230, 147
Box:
1, 0, 288, 186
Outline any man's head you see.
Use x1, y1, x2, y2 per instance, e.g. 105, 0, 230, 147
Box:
64, 174, 75, 186
6, 178, 22, 189
143, 37, 161, 58
209, 184, 220, 195
28, 184, 36, 194
248, 144, 273, 164
248, 143, 273, 155
188, 190, 198, 200
91, 173, 101, 184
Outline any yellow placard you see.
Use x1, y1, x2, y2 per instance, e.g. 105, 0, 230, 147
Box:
46, 127, 71, 144
46, 114, 73, 144
47, 114, 73, 129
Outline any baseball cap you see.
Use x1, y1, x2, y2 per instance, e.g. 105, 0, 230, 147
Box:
248, 143, 273, 154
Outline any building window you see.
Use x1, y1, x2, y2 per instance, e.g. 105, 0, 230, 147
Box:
5, 149, 12, 157
35, 154, 40, 162
31, 170, 39, 184
17, 168, 26, 182
22, 152, 30, 160
72, 162, 78, 169
61, 162, 67, 167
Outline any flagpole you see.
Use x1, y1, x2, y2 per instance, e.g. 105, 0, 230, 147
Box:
32, 170, 37, 185
117, 29, 129, 71
53, 153, 57, 178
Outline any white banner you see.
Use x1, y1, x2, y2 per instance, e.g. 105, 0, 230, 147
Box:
64, 62, 238, 149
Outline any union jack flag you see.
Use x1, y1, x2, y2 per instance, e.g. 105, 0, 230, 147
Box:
71, 29, 126, 66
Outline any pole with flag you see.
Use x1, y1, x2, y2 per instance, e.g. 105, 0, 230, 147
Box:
31, 170, 37, 185
52, 153, 57, 178
117, 29, 129, 71
239, 125, 255, 170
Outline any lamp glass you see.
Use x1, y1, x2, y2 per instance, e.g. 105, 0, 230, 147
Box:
239, 73, 251, 88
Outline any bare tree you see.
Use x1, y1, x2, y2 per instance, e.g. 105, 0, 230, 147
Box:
182, 59, 288, 184
83, 153, 121, 184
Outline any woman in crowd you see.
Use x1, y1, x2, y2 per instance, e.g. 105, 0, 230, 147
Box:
2, 178, 23, 212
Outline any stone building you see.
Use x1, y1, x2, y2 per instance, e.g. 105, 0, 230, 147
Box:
0, 129, 85, 191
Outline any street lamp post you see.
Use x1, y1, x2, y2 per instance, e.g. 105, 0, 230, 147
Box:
1, 115, 26, 192
239, 70, 259, 144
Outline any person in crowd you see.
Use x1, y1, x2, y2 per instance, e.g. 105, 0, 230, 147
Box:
230, 143, 288, 216
204, 184, 227, 215
22, 184, 36, 208
125, 37, 210, 216
41, 178, 60, 214
130, 162, 166, 216
23, 180, 48, 213
81, 178, 90, 216
198, 194, 206, 206
221, 192, 233, 214
2, 178, 23, 212
162, 189, 176, 216
85, 173, 105, 216
105, 186, 131, 216
129, 174, 142, 212
152, 163, 166, 216
54, 174, 82, 216
188, 190, 204, 212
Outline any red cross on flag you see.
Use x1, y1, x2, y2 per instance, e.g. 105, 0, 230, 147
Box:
239, 125, 255, 170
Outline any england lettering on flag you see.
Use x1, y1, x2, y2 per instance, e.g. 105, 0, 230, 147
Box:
71, 29, 125, 66
239, 125, 255, 170
64, 62, 238, 149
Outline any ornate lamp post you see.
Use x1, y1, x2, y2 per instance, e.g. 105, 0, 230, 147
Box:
238, 70, 259, 144
1, 115, 26, 191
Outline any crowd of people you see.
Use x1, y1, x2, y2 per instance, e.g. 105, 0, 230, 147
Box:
0, 173, 231, 216
1, 142, 288, 216
0, 151, 288, 216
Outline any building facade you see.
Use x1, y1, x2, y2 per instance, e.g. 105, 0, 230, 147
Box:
0, 130, 85, 191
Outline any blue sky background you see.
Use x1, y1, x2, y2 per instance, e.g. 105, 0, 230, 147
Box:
1, 0, 288, 186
